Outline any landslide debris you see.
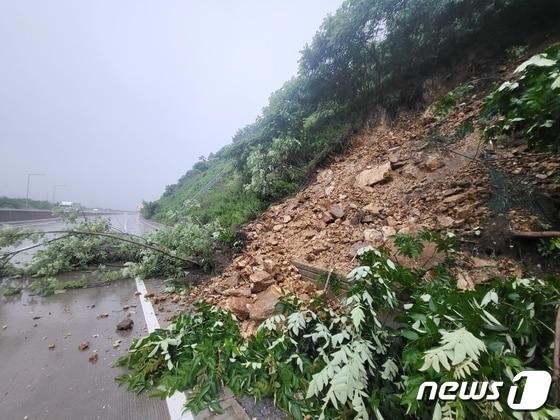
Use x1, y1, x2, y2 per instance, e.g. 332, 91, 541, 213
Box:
158, 63, 560, 336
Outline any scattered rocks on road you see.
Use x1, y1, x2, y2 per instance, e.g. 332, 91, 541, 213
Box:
48, 343, 55, 350
78, 341, 90, 351
116, 318, 134, 331
88, 351, 98, 364
96, 313, 109, 320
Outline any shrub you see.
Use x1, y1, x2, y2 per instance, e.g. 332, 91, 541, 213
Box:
483, 43, 560, 150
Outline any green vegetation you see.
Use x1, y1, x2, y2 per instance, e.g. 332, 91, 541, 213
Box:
3, 285, 22, 297
116, 232, 560, 419
145, 0, 560, 235
0, 196, 52, 210
29, 276, 87, 296
484, 42, 560, 149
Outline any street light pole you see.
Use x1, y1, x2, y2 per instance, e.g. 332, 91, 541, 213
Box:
52, 184, 66, 204
26, 173, 46, 208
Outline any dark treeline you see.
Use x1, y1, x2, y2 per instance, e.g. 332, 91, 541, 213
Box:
145, 0, 560, 231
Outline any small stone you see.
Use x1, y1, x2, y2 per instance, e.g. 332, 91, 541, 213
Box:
322, 212, 335, 224
2, 325, 7, 330
89, 352, 98, 364
328, 204, 345, 219
363, 203, 382, 215
436, 215, 454, 228
272, 224, 283, 232
282, 215, 292, 223
96, 313, 109, 320
78, 341, 90, 351
423, 154, 445, 171
48, 343, 55, 350
116, 319, 134, 331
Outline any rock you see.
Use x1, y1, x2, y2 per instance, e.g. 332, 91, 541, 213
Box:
328, 204, 345, 219
443, 193, 468, 204
472, 257, 497, 268
48, 343, 56, 350
247, 286, 281, 320
423, 154, 445, 171
96, 313, 109, 319
363, 229, 383, 244
89, 352, 98, 364
393, 241, 446, 270
78, 341, 90, 351
401, 164, 421, 179
322, 212, 335, 224
436, 215, 454, 228
386, 216, 397, 227
272, 224, 284, 232
355, 161, 392, 187
116, 319, 134, 331
381, 226, 397, 238
225, 296, 251, 320
222, 286, 252, 298
363, 203, 382, 215
282, 215, 292, 223
249, 270, 274, 293
112, 339, 122, 348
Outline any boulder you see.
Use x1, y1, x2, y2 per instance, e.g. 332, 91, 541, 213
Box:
249, 270, 274, 293
225, 296, 251, 320
247, 286, 281, 321
355, 161, 392, 187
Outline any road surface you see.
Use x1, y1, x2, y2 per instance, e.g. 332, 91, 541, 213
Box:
0, 214, 177, 420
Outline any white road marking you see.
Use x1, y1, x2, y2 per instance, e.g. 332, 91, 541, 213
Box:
135, 278, 194, 420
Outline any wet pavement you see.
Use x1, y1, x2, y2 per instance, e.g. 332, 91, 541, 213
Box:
0, 279, 169, 420
0, 213, 171, 419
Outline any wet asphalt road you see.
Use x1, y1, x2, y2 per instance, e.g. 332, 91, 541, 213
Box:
0, 213, 171, 420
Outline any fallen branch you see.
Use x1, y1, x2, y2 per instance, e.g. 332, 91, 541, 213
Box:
1, 230, 201, 267
511, 230, 560, 239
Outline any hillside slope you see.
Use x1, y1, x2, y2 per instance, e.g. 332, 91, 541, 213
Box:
177, 52, 560, 336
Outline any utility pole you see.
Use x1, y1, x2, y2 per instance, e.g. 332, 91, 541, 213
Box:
26, 173, 46, 208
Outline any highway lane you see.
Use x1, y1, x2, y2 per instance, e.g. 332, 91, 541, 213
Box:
0, 213, 176, 420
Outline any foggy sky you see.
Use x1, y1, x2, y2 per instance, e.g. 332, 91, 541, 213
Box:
0, 1, 342, 210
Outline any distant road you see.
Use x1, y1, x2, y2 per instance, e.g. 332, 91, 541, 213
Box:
0, 208, 120, 224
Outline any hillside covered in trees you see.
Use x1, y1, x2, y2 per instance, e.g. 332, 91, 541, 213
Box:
143, 0, 559, 239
